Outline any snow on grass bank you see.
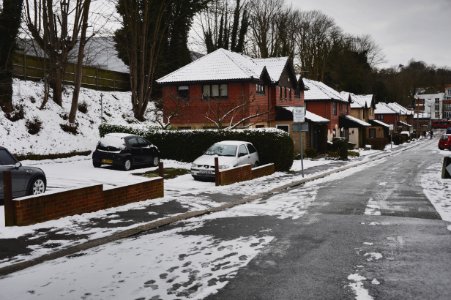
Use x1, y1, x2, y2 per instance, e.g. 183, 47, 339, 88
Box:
1, 79, 156, 155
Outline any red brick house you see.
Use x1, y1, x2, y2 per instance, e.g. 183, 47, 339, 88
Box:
156, 49, 303, 130
303, 79, 351, 142
375, 102, 400, 131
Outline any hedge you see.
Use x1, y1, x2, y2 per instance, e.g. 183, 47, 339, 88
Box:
99, 124, 294, 171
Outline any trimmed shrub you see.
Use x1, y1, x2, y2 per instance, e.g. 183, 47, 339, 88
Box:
60, 122, 78, 135
5, 104, 25, 121
78, 101, 88, 114
99, 124, 294, 171
366, 138, 389, 150
26, 117, 43, 135
304, 148, 318, 158
328, 138, 348, 160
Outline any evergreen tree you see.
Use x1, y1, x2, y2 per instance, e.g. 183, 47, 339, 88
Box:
0, 0, 23, 113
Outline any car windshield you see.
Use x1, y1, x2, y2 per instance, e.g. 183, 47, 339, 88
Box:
98, 135, 126, 151
0, 149, 17, 165
204, 144, 237, 157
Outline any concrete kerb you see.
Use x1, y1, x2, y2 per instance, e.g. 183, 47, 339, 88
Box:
0, 141, 419, 277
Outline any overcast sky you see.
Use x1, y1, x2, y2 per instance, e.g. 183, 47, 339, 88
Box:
289, 0, 451, 69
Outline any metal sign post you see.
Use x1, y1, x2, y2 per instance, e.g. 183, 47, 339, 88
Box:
292, 107, 306, 178
389, 124, 394, 150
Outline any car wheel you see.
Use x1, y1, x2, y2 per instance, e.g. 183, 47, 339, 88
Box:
254, 161, 260, 167
123, 158, 133, 171
28, 177, 46, 196
152, 156, 160, 167
93, 160, 101, 168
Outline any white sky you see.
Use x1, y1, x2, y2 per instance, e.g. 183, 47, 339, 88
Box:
289, 0, 451, 69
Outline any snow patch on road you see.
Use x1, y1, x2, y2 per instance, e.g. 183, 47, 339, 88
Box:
348, 273, 373, 300
364, 252, 383, 261
421, 163, 451, 222
364, 198, 381, 216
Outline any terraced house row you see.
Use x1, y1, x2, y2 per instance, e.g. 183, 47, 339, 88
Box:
157, 49, 420, 153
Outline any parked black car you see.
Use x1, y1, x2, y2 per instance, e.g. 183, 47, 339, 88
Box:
92, 133, 160, 171
0, 146, 47, 204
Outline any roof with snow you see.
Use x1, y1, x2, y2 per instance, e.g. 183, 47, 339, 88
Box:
306, 110, 330, 123
370, 119, 391, 128
342, 115, 371, 127
157, 48, 289, 84
278, 106, 329, 123
342, 92, 374, 109
387, 102, 413, 115
303, 79, 346, 102
17, 37, 129, 73
375, 102, 397, 115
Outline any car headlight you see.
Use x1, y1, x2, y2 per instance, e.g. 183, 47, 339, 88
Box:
219, 164, 230, 169
191, 163, 197, 169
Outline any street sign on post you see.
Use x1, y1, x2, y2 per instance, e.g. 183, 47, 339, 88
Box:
293, 107, 306, 123
292, 106, 307, 178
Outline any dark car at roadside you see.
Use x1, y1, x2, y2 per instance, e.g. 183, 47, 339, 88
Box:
438, 134, 451, 150
92, 133, 160, 171
0, 146, 46, 204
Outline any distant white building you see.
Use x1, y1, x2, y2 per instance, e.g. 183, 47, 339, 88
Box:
414, 93, 444, 119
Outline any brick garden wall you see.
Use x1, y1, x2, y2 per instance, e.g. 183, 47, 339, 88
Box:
217, 164, 275, 186
8, 178, 163, 226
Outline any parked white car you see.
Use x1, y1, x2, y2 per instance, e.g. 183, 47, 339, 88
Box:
191, 141, 259, 180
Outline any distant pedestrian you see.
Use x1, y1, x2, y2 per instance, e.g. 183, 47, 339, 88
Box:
429, 130, 433, 139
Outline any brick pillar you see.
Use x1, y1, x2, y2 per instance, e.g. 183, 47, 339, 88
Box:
3, 171, 15, 226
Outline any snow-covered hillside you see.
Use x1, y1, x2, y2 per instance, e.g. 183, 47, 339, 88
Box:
0, 79, 156, 155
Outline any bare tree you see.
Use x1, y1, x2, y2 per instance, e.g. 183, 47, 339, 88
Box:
149, 95, 189, 129
247, 0, 285, 58
24, 0, 92, 106
295, 10, 340, 81
198, 0, 249, 53
116, 0, 168, 121
68, 0, 91, 125
204, 94, 268, 129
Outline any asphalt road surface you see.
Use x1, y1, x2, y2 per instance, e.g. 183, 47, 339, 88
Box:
204, 140, 451, 299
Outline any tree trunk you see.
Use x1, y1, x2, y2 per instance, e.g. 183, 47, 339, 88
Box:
49, 58, 65, 106
69, 0, 92, 124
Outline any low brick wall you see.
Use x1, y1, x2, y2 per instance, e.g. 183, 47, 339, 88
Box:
251, 164, 276, 179
217, 163, 275, 186
7, 178, 163, 226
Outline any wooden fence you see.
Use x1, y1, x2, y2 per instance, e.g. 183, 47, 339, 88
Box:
12, 51, 130, 91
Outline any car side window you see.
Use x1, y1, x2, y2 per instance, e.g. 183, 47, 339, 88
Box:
138, 137, 149, 147
127, 137, 139, 147
247, 144, 257, 154
238, 145, 248, 157
0, 149, 17, 165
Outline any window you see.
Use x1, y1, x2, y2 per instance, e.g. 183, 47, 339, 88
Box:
369, 128, 376, 139
256, 84, 265, 95
247, 144, 257, 154
177, 86, 189, 100
127, 137, 139, 147
276, 125, 289, 132
238, 145, 248, 157
137, 137, 149, 147
332, 102, 337, 116
203, 84, 228, 99
0, 149, 17, 165
376, 114, 383, 121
